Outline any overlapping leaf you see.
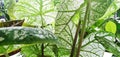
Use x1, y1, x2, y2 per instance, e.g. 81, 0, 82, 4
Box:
93, 0, 120, 28
4, 0, 16, 19
81, 32, 104, 57
55, 0, 114, 57
55, 1, 82, 55
0, 27, 57, 45
14, 0, 56, 27
95, 31, 120, 57
0, 27, 57, 56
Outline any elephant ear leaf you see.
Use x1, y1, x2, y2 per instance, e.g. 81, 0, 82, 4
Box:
0, 27, 57, 45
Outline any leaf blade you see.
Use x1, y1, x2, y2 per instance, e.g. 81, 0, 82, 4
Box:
0, 27, 57, 45
105, 21, 117, 34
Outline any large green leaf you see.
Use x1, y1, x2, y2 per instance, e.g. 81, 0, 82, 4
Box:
0, 27, 57, 45
105, 21, 117, 34
81, 31, 120, 57
88, 0, 113, 27
55, 0, 113, 57
81, 32, 105, 57
14, 0, 56, 27
0, 26, 57, 56
55, 0, 83, 57
93, 0, 120, 28
95, 31, 120, 57
55, 0, 81, 49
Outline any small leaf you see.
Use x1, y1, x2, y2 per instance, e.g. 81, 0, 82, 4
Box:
105, 21, 116, 34
71, 12, 80, 24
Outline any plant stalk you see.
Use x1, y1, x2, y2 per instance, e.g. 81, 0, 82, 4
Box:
75, 0, 91, 57
4, 52, 9, 57
41, 44, 44, 57
70, 16, 81, 57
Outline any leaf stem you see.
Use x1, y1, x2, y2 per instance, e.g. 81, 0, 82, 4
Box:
41, 44, 44, 57
4, 52, 9, 57
70, 15, 81, 57
75, 0, 91, 57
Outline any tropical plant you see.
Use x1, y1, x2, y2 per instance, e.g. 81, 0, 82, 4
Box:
55, 0, 120, 57
0, 0, 120, 57
0, 27, 57, 57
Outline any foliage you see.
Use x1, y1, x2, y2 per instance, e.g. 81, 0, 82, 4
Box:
55, 0, 117, 57
93, 0, 120, 28
0, 0, 11, 21
0, 27, 57, 56
105, 21, 117, 34
0, 0, 120, 57
14, 0, 56, 27
0, 27, 57, 45
95, 31, 120, 57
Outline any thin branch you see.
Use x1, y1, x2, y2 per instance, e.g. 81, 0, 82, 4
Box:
41, 44, 44, 57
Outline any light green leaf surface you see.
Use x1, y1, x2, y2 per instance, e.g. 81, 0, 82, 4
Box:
93, 0, 120, 27
4, 0, 16, 19
105, 21, 117, 34
95, 31, 120, 57
14, 0, 56, 27
55, 0, 113, 57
